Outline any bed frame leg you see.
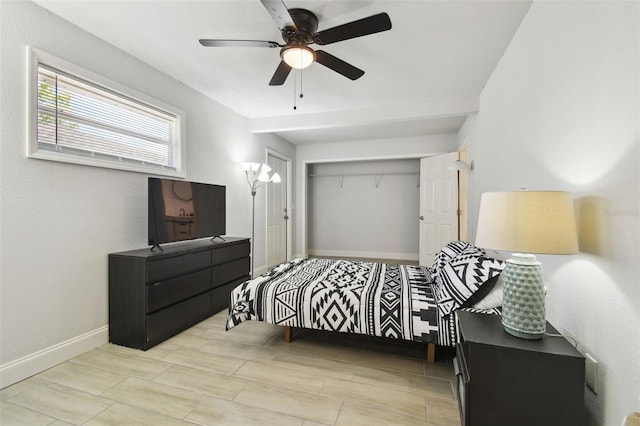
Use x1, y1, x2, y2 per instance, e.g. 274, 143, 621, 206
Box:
284, 325, 292, 343
427, 342, 436, 364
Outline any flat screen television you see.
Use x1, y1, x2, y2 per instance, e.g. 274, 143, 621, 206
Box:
148, 177, 226, 248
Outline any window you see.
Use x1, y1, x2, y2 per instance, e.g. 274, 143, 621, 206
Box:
27, 47, 186, 176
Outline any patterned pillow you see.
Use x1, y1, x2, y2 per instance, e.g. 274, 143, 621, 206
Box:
472, 273, 506, 309
431, 241, 484, 281
435, 249, 506, 318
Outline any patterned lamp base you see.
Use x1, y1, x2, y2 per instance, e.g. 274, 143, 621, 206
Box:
501, 253, 545, 340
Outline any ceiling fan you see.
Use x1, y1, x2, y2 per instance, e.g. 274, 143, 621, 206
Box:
199, 0, 392, 86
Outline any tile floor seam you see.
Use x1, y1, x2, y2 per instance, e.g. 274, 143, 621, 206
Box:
2, 398, 60, 424
7, 380, 119, 425
228, 358, 250, 377
332, 400, 346, 426
181, 392, 210, 424
228, 387, 327, 424
325, 369, 454, 397
82, 400, 118, 425
103, 377, 204, 421
234, 383, 343, 424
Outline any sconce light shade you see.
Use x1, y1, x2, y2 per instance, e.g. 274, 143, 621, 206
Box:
448, 160, 470, 171
281, 45, 315, 69
475, 190, 578, 339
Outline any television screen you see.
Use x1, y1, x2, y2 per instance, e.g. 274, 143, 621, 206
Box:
148, 177, 226, 246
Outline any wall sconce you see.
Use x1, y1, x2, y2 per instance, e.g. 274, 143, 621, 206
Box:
448, 160, 470, 171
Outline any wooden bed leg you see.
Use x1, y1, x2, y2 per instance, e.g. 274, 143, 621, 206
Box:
427, 342, 436, 364
284, 325, 292, 343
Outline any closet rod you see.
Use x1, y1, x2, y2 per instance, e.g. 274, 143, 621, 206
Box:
308, 172, 418, 177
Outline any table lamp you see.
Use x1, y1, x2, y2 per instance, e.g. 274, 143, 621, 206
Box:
475, 191, 578, 339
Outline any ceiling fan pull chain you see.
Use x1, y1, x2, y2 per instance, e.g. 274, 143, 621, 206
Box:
293, 70, 297, 110
299, 68, 304, 101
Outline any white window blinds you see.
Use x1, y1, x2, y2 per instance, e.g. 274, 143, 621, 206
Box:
29, 48, 185, 176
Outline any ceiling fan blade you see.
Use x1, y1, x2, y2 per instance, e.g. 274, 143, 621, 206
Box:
269, 61, 292, 86
199, 39, 281, 48
260, 0, 296, 30
315, 50, 364, 80
314, 13, 392, 45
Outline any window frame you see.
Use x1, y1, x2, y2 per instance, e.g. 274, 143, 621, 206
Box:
26, 47, 187, 177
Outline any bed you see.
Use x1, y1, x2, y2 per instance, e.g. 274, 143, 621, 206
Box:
226, 241, 505, 362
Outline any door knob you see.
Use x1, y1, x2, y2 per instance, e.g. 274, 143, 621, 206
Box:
419, 216, 424, 220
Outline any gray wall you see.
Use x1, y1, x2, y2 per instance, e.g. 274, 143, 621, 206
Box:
308, 159, 420, 260
459, 2, 639, 424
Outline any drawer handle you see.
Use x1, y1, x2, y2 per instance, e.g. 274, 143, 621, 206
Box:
453, 357, 460, 376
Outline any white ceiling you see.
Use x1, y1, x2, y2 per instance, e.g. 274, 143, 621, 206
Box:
34, 0, 532, 145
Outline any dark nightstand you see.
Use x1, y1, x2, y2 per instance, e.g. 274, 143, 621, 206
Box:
454, 310, 585, 426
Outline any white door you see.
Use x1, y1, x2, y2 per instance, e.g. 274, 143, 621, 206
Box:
267, 154, 288, 268
419, 153, 459, 266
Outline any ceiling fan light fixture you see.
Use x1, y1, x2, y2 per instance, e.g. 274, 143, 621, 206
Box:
281, 45, 315, 69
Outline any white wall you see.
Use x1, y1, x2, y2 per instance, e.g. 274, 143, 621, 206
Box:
295, 134, 458, 257
0, 0, 294, 387
308, 159, 420, 260
460, 2, 639, 425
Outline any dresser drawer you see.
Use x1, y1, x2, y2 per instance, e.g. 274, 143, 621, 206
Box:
212, 257, 250, 288
212, 276, 248, 313
212, 241, 250, 266
146, 292, 212, 347
146, 268, 211, 313
147, 250, 210, 283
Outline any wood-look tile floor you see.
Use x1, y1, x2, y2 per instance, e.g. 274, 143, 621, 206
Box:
0, 311, 461, 425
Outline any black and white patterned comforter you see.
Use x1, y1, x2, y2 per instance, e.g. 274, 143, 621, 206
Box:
227, 258, 441, 344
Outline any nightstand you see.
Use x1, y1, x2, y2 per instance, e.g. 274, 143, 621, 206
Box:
454, 310, 585, 426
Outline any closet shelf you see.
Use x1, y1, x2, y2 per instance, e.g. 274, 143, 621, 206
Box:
309, 172, 419, 188
308, 172, 418, 177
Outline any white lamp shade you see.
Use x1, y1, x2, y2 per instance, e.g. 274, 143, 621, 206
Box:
475, 191, 579, 254
282, 46, 315, 69
270, 173, 281, 183
259, 163, 271, 174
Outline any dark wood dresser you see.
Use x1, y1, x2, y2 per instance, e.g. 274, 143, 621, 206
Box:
108, 237, 249, 350
455, 310, 585, 426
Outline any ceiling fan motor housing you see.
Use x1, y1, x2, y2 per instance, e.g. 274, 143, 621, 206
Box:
282, 8, 318, 45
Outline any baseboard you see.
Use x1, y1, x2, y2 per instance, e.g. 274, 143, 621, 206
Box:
0, 326, 108, 389
307, 249, 419, 262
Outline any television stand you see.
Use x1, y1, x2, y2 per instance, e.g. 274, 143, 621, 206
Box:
109, 237, 250, 350
211, 235, 226, 242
